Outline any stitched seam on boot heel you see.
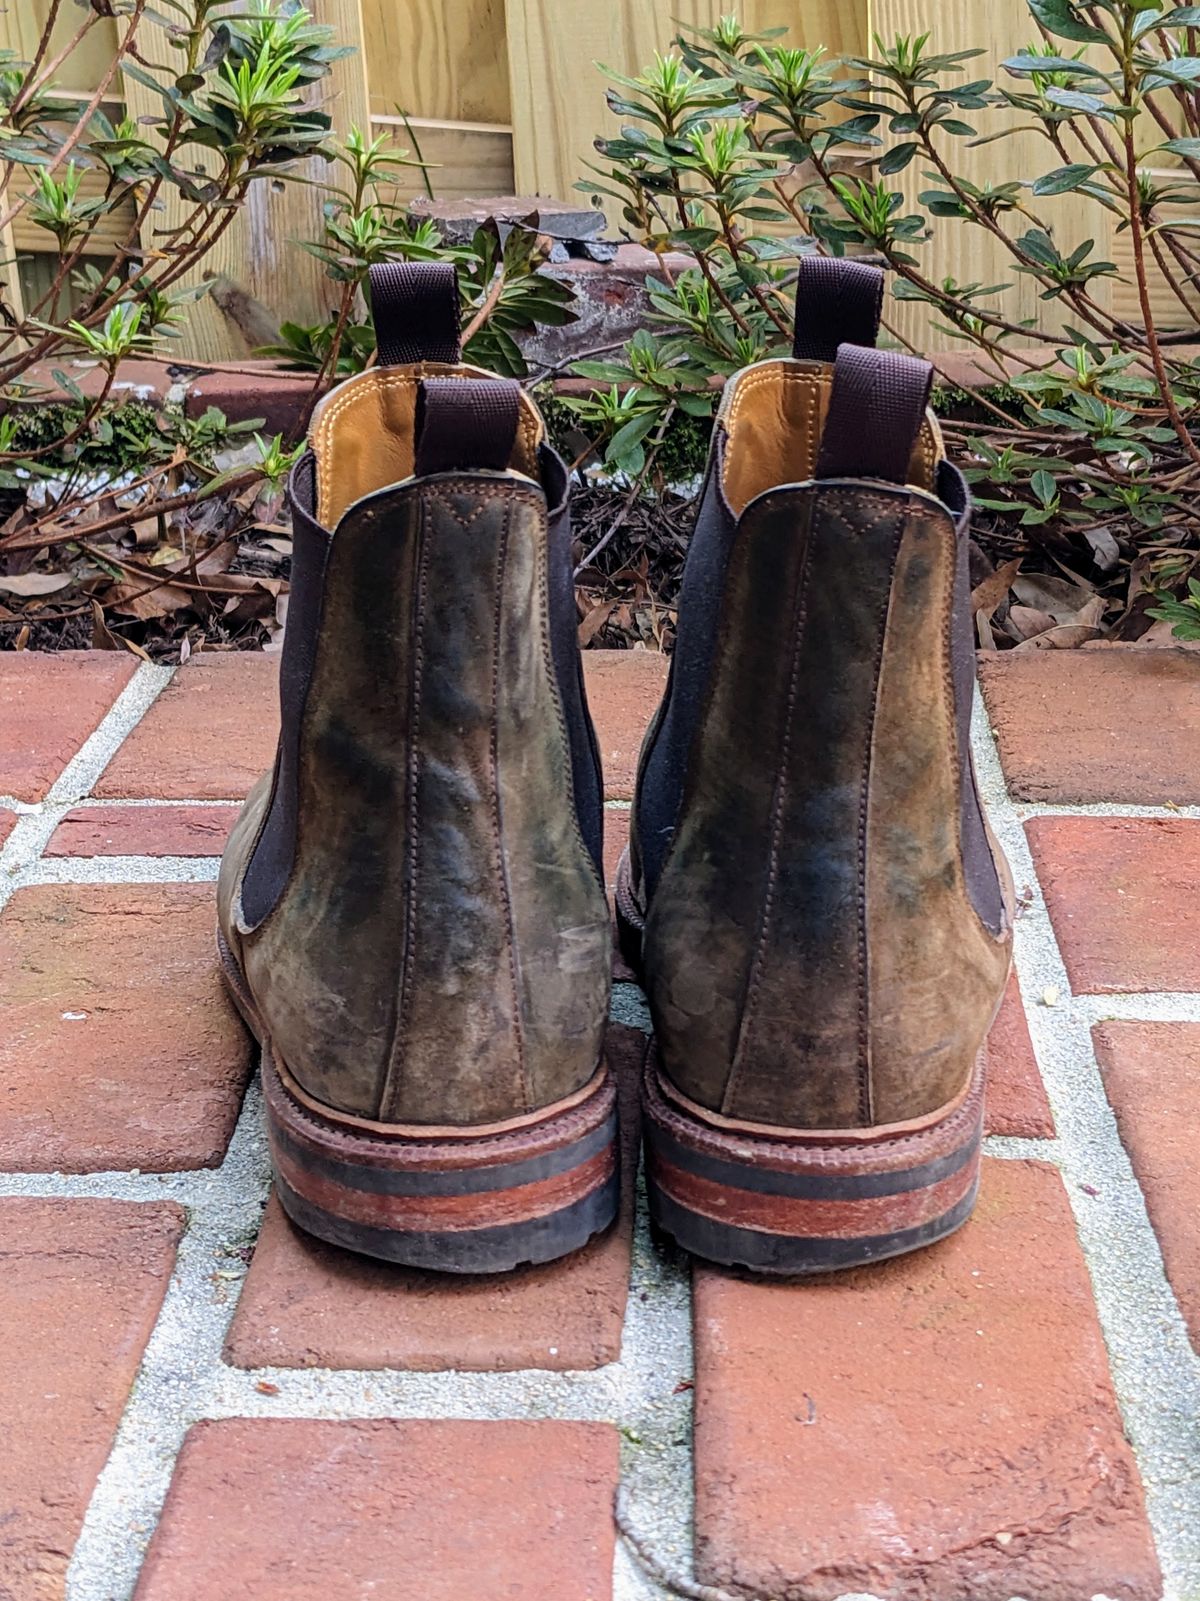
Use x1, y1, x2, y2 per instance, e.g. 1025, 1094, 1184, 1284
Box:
379, 494, 431, 1121
488, 495, 531, 1114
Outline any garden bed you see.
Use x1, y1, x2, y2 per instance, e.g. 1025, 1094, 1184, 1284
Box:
0, 357, 1186, 660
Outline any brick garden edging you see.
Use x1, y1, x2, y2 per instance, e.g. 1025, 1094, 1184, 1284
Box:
1, 645, 1198, 1600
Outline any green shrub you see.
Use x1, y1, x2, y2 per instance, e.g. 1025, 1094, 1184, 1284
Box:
571, 2, 1200, 643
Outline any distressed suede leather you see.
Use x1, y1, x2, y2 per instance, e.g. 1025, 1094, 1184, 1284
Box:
642, 475, 1010, 1129
218, 473, 610, 1127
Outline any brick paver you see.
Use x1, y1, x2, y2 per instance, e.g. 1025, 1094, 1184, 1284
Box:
0, 883, 250, 1170
584, 651, 667, 799
94, 650, 666, 802
692, 1158, 1160, 1601
0, 807, 15, 848
224, 1025, 643, 1371
980, 647, 1199, 804
46, 803, 237, 856
133, 1419, 619, 1601
985, 970, 1054, 1138
1027, 816, 1200, 993
1095, 1021, 1200, 1354
95, 652, 276, 800
0, 644, 1195, 1598
0, 1198, 184, 1600
0, 650, 135, 800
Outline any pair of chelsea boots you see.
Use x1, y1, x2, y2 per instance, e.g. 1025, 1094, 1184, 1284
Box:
216, 256, 1013, 1277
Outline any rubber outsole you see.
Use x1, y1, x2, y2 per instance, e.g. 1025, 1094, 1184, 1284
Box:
615, 847, 985, 1276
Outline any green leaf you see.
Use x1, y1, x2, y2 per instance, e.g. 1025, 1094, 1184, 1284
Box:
879, 141, 919, 174
1160, 6, 1200, 24
1030, 468, 1058, 505
50, 368, 86, 406
1002, 53, 1109, 78
1159, 137, 1200, 157
1143, 56, 1200, 89
1044, 86, 1107, 113
607, 411, 657, 462
1032, 163, 1099, 195
1027, 0, 1109, 43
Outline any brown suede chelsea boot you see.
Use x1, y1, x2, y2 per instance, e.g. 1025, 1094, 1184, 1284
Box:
617, 257, 1014, 1275
217, 261, 617, 1272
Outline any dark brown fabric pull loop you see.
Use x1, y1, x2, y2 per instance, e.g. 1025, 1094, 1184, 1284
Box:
414, 378, 521, 477
792, 257, 885, 362
815, 344, 934, 484
369, 261, 461, 367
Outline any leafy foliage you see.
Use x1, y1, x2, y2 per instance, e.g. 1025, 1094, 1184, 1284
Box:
0, 2, 573, 653
571, 2, 1200, 645
259, 130, 578, 382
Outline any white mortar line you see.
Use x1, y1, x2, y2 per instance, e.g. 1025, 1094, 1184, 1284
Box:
63, 1054, 694, 1601
64, 797, 242, 809
975, 694, 1200, 1601
1015, 801, 1200, 820
0, 664, 173, 911
23, 855, 221, 884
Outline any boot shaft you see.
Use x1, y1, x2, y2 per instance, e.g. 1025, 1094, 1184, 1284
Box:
221, 269, 609, 1129
636, 307, 1010, 1131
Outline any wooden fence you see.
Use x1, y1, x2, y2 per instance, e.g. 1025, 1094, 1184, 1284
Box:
0, 0, 1187, 359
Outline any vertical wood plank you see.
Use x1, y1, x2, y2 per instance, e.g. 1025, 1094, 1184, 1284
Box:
507, 1, 869, 199
121, 0, 372, 362
867, 0, 1110, 346
6, 0, 119, 99
362, 0, 509, 124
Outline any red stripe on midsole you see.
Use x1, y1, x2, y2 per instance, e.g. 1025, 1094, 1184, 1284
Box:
271, 1139, 616, 1232
647, 1147, 979, 1239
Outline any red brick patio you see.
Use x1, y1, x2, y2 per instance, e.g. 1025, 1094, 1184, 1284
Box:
1, 643, 1197, 1601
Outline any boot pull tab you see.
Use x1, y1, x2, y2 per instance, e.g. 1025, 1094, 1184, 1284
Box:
414, 377, 521, 477
816, 344, 934, 485
792, 257, 884, 362
368, 261, 461, 366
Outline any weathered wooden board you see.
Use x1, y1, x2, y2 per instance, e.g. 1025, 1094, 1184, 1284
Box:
363, 0, 509, 124
506, 1, 869, 199
120, 0, 372, 362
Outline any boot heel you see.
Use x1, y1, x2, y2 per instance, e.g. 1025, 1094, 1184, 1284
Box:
263, 1046, 619, 1274
642, 1039, 984, 1276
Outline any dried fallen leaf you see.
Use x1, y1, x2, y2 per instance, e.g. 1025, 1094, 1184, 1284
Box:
1012, 572, 1094, 620
970, 556, 1023, 621
578, 599, 618, 647
0, 571, 74, 596
1006, 603, 1057, 643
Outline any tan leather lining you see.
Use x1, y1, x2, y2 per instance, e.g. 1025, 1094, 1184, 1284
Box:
716, 359, 943, 515
309, 362, 545, 527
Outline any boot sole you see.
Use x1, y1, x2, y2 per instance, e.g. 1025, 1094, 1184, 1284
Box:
642, 1038, 982, 1275
615, 849, 982, 1274
218, 931, 620, 1273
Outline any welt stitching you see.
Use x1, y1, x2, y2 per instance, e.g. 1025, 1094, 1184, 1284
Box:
380, 494, 430, 1121
721, 495, 816, 1116
488, 496, 530, 1113
856, 503, 909, 1126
